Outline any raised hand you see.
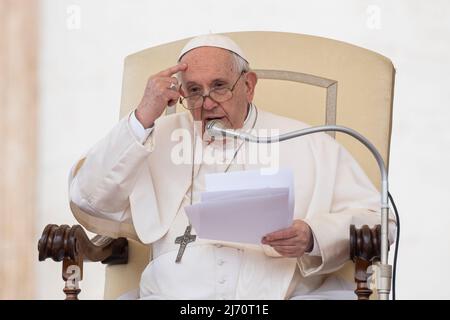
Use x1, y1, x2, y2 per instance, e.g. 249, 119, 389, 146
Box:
135, 63, 188, 128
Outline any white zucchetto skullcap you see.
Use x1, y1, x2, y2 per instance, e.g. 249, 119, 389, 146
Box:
178, 34, 249, 63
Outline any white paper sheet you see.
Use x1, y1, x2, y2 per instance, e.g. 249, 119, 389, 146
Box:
205, 168, 294, 214
184, 169, 294, 244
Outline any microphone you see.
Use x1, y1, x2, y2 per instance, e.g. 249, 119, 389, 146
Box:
206, 119, 227, 136
206, 118, 393, 300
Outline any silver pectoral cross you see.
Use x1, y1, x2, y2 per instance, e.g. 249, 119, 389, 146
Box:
175, 225, 196, 263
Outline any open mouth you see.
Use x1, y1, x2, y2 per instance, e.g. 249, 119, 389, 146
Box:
202, 116, 226, 136
204, 116, 225, 122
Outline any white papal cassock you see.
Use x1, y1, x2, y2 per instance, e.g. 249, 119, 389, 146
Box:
69, 104, 395, 299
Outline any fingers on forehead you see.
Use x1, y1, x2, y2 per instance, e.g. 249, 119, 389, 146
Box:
159, 63, 187, 76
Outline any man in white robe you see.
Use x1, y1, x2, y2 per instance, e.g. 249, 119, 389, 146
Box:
69, 34, 395, 299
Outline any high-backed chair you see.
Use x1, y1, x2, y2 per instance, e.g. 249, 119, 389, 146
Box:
38, 31, 395, 300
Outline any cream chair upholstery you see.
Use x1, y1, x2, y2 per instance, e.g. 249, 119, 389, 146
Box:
74, 32, 395, 299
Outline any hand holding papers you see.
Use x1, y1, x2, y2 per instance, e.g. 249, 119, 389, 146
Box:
184, 169, 294, 244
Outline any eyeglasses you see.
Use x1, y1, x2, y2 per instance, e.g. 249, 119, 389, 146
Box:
179, 71, 245, 110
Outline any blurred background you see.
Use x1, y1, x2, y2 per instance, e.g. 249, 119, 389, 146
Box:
1, 0, 449, 299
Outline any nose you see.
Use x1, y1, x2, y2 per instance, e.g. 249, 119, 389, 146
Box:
202, 95, 217, 110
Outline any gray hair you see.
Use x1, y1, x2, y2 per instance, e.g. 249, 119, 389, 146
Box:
231, 51, 250, 74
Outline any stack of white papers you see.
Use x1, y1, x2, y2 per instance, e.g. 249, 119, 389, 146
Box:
184, 169, 294, 244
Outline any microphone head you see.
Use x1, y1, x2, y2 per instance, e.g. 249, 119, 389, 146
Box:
206, 119, 226, 137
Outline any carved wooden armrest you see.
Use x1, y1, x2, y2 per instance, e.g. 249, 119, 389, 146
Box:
38, 224, 128, 300
38, 223, 380, 300
349, 224, 381, 300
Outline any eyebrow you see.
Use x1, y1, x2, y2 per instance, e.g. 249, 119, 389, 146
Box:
185, 78, 230, 88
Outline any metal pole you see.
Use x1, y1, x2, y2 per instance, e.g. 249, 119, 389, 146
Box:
207, 121, 392, 299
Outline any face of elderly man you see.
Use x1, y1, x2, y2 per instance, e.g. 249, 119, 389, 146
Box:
178, 47, 258, 133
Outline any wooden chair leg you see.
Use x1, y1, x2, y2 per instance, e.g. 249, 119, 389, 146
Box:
354, 258, 372, 300
350, 224, 381, 300
62, 257, 83, 300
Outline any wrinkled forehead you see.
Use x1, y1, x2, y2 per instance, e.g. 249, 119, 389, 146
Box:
178, 47, 236, 83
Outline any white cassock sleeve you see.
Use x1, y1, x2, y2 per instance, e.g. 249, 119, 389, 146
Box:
69, 111, 155, 220
305, 232, 321, 256
128, 110, 154, 143
298, 143, 397, 277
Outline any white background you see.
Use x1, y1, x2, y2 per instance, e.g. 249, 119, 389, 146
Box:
36, 0, 450, 299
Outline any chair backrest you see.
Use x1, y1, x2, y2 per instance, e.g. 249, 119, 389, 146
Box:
103, 31, 395, 299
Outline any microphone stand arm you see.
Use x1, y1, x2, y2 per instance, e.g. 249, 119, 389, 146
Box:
207, 122, 392, 300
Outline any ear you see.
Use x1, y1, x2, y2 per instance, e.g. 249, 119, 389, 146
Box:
244, 71, 258, 102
